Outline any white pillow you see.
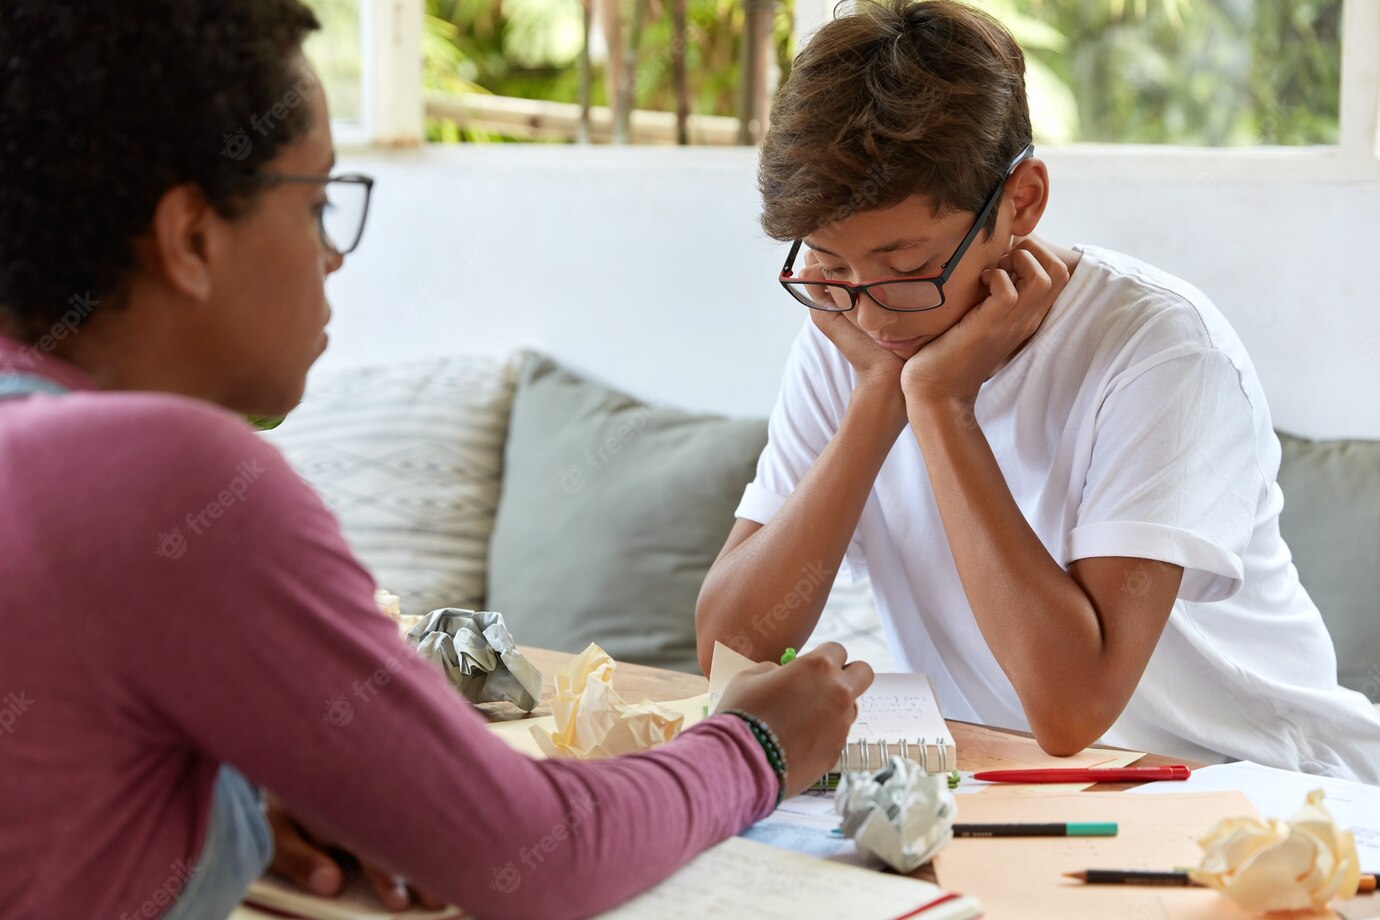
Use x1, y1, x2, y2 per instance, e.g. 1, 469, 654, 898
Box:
263, 354, 516, 616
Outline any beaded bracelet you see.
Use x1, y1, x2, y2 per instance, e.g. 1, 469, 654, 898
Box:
722, 708, 789, 807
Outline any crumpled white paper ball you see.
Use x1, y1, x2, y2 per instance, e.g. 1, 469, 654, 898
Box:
835, 756, 956, 873
1190, 789, 1361, 913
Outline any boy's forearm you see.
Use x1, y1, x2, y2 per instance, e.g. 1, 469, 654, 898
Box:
695, 382, 906, 671
905, 396, 1115, 752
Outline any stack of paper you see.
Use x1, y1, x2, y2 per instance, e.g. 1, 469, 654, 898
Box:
1128, 760, 1380, 869
933, 791, 1265, 919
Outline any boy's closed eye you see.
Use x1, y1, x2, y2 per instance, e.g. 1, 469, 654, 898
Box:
818, 259, 941, 280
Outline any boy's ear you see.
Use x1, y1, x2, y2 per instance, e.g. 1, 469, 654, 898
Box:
144, 183, 219, 302
1007, 159, 1050, 238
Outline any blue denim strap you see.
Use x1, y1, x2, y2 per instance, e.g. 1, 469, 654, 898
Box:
0, 373, 69, 400
159, 765, 274, 920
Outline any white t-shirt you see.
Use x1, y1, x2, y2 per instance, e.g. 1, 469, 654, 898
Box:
737, 245, 1380, 782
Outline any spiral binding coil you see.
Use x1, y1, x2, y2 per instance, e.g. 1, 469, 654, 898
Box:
813, 736, 954, 791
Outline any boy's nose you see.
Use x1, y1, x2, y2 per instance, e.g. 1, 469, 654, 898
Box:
851, 293, 894, 335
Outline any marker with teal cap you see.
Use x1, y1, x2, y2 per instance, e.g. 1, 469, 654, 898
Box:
952, 822, 1118, 838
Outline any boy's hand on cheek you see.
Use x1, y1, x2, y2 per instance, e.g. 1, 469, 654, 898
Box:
799, 250, 905, 388
810, 309, 910, 433
809, 308, 904, 385
900, 237, 1069, 409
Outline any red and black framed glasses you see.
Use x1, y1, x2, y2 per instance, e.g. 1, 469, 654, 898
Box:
779, 144, 1035, 313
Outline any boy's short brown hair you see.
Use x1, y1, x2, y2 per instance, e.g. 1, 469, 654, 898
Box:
759, 0, 1033, 241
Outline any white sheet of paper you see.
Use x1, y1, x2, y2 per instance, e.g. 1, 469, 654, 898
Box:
740, 790, 862, 865
596, 836, 982, 919
1127, 760, 1380, 869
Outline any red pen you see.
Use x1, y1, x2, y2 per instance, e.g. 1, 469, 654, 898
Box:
972, 765, 1191, 783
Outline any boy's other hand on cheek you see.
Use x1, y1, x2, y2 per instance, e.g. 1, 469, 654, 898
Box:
900, 237, 1069, 410
801, 250, 906, 389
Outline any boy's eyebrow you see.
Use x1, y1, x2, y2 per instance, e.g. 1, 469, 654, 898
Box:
804, 237, 932, 259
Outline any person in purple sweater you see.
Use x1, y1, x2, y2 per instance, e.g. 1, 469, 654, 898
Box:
0, 3, 873, 918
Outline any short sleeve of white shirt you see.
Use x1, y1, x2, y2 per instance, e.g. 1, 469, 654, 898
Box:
735, 322, 870, 579
1067, 342, 1263, 603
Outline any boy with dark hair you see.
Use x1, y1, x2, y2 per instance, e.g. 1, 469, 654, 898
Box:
698, 0, 1380, 781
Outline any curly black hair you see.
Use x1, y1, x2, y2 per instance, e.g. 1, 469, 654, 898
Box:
0, 0, 321, 338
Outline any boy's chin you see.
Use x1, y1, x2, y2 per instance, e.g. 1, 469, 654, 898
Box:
896, 336, 936, 360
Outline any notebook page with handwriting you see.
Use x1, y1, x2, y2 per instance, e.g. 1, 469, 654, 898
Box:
596, 836, 981, 920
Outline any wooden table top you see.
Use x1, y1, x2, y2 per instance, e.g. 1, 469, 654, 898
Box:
493, 646, 1201, 886
493, 646, 1200, 790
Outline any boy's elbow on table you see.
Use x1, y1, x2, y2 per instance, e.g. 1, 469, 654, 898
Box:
1027, 697, 1124, 758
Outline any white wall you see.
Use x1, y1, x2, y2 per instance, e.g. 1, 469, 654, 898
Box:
322, 145, 1380, 439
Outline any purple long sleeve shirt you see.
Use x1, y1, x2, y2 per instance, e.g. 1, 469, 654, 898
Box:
0, 336, 777, 919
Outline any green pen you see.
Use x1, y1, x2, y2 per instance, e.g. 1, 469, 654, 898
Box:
780, 647, 797, 665
952, 822, 1118, 838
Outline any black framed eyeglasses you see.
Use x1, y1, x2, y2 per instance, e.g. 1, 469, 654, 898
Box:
261, 172, 375, 256
779, 144, 1035, 313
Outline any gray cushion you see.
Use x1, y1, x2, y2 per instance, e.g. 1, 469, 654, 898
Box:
1276, 431, 1380, 699
487, 353, 767, 673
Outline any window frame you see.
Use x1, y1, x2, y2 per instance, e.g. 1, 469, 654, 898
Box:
344, 0, 1380, 182
330, 0, 423, 148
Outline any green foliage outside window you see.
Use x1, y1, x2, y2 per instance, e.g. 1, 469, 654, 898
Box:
305, 0, 1342, 147
974, 0, 1342, 146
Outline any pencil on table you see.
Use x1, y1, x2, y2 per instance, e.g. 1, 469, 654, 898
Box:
1065, 870, 1377, 893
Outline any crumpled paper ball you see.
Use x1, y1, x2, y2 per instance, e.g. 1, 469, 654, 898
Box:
1190, 789, 1361, 913
835, 756, 956, 873
531, 643, 686, 759
404, 608, 543, 712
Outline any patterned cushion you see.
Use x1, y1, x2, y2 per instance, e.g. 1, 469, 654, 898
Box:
263, 355, 516, 615
803, 574, 894, 671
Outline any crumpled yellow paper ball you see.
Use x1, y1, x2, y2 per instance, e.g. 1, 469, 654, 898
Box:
532, 643, 686, 759
374, 588, 422, 635
1190, 789, 1361, 913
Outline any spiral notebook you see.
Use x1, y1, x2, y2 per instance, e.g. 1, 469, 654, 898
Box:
707, 643, 957, 775
836, 672, 956, 774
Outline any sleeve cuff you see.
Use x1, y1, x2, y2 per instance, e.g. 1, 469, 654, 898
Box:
1066, 520, 1244, 603
735, 481, 787, 525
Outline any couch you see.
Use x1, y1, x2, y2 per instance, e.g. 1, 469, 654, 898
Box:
263, 351, 1380, 700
